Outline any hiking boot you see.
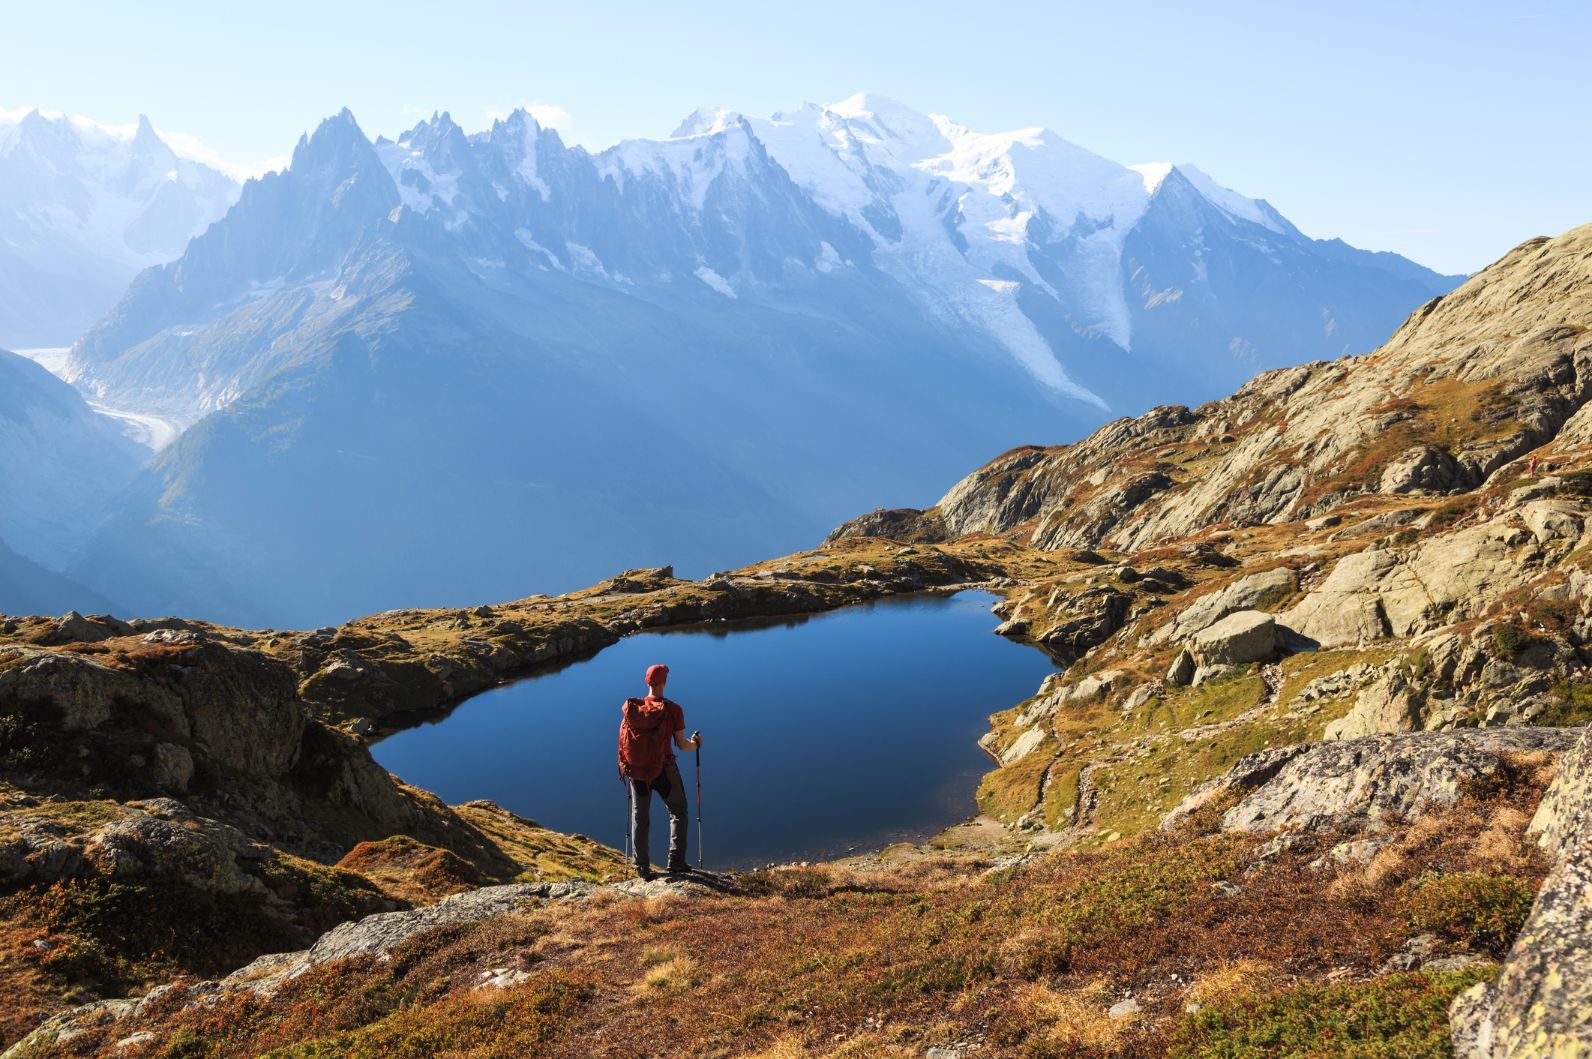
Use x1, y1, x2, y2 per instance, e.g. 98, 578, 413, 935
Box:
635, 864, 656, 882
665, 862, 691, 877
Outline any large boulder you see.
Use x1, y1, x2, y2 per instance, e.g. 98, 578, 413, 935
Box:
1153, 567, 1297, 644
1164, 728, 1582, 834
1379, 444, 1466, 494
1452, 726, 1592, 1057
1189, 609, 1279, 666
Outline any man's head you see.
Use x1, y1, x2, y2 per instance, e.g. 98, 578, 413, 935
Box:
644, 663, 669, 695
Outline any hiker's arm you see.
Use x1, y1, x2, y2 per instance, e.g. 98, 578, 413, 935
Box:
673, 728, 701, 750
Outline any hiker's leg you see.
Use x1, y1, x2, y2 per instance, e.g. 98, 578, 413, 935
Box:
629, 778, 652, 871
661, 762, 689, 870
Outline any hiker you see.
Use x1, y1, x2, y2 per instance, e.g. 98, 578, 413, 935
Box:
618, 663, 702, 880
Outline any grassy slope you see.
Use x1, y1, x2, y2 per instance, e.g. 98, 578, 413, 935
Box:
38, 766, 1551, 1058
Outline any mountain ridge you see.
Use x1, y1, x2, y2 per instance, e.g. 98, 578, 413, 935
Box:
0, 107, 239, 347
43, 97, 1466, 628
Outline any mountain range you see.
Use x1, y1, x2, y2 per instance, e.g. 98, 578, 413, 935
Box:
8, 95, 1462, 626
0, 108, 239, 348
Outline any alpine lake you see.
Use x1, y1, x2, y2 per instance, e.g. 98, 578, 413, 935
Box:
372, 591, 1056, 868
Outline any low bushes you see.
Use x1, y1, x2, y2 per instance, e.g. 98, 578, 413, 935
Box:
1402, 872, 1537, 956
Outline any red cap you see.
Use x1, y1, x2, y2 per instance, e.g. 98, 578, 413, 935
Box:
645, 663, 669, 687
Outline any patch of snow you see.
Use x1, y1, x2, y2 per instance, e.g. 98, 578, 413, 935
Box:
508, 116, 551, 200
375, 135, 464, 214
693, 265, 736, 298
597, 117, 757, 214
566, 242, 609, 279
514, 229, 565, 270
1130, 162, 1174, 195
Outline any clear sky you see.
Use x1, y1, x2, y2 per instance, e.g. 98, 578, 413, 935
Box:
3, 0, 1586, 274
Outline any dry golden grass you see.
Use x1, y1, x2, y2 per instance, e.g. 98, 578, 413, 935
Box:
1184, 959, 1278, 1006
638, 953, 698, 992
1015, 980, 1127, 1051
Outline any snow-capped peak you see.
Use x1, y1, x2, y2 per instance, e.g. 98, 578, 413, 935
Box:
670, 106, 741, 139
1130, 161, 1284, 233
825, 91, 918, 122
1130, 161, 1175, 195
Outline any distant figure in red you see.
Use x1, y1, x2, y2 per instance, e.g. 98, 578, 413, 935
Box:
616, 663, 701, 880
1528, 455, 1539, 476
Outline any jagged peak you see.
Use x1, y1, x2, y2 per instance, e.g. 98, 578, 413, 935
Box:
291, 108, 375, 167
1131, 161, 1285, 233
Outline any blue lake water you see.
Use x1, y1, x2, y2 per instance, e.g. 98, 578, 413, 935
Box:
371, 591, 1055, 868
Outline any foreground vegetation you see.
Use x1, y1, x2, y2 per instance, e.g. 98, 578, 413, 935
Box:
22, 764, 1549, 1058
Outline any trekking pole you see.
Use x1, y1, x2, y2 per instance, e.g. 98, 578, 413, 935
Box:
693, 734, 703, 869
623, 774, 632, 868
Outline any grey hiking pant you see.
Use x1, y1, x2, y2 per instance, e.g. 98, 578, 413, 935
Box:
630, 760, 688, 870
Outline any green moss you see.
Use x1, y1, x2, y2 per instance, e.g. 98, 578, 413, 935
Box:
259, 970, 593, 1058
1090, 700, 1327, 837
976, 742, 1054, 822
1140, 671, 1266, 734
1403, 873, 1537, 956
253, 852, 390, 926
1540, 682, 1592, 727
1277, 647, 1398, 707
1490, 621, 1540, 662
1040, 762, 1083, 828
1005, 835, 1248, 976
20, 875, 288, 992
1171, 967, 1496, 1058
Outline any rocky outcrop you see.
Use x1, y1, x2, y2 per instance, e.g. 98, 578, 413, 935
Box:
823, 507, 948, 545
1189, 610, 1280, 667
1282, 500, 1588, 648
1451, 726, 1592, 1057
1380, 444, 1469, 495
833, 225, 1592, 554
1164, 728, 1581, 834
0, 636, 423, 860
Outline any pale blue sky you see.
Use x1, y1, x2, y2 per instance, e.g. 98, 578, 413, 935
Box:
3, 0, 1586, 274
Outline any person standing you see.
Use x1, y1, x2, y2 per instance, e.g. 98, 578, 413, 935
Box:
617, 663, 701, 880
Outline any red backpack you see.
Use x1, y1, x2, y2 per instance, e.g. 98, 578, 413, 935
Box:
618, 696, 674, 782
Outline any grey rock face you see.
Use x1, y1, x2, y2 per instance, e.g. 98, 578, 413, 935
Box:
1283, 502, 1589, 648
1189, 609, 1279, 667
305, 882, 592, 965
1166, 648, 1196, 686
824, 507, 948, 545
1380, 444, 1467, 494
1038, 585, 1129, 657
1164, 729, 1581, 834
1452, 726, 1592, 1057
